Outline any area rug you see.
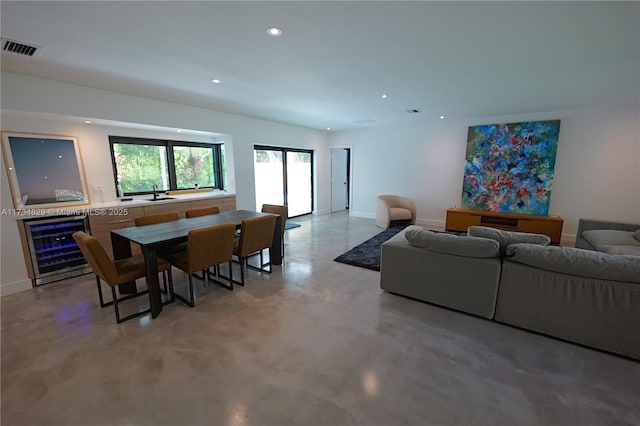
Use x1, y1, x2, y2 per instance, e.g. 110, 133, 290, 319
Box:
333, 225, 406, 271
285, 222, 301, 230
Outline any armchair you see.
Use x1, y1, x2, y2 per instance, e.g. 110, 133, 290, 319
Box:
376, 195, 416, 229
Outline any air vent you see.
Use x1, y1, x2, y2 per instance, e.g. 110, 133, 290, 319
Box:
407, 109, 421, 114
1, 38, 41, 57
352, 119, 377, 125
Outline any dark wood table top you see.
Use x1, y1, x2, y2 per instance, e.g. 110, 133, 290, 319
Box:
111, 209, 276, 247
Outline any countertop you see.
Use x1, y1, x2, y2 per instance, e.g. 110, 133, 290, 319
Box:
6, 190, 236, 220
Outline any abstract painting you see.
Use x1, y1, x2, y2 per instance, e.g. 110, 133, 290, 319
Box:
461, 120, 561, 216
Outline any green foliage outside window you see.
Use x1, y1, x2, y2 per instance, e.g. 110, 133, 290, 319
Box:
173, 146, 215, 189
110, 137, 224, 195
113, 144, 169, 193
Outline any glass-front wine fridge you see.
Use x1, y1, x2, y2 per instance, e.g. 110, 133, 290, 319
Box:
23, 215, 91, 285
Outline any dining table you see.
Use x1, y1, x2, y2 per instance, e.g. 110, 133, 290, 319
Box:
110, 209, 282, 318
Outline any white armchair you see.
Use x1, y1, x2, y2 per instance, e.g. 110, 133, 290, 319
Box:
376, 195, 417, 229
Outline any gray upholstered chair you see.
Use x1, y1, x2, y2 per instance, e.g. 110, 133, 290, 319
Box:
376, 195, 416, 229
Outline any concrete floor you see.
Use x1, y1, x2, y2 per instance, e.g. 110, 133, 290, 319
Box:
1, 212, 639, 426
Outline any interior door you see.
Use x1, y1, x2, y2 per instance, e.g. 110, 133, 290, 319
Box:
331, 148, 349, 212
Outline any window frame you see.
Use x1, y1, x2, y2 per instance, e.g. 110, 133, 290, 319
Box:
253, 144, 314, 217
109, 136, 224, 196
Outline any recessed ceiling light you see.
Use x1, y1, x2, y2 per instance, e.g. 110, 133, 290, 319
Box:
267, 27, 282, 37
381, 94, 388, 99
211, 78, 221, 84
326, 127, 331, 131
439, 115, 445, 119
176, 130, 182, 133
84, 120, 92, 124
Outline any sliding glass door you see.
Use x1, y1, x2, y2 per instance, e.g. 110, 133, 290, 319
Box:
254, 146, 313, 217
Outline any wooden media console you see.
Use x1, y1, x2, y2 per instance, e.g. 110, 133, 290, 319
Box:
445, 208, 563, 244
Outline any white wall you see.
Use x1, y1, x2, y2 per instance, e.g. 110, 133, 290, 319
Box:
1, 71, 329, 295
329, 104, 640, 243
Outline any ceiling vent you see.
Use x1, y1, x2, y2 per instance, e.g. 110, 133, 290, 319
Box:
352, 119, 377, 125
1, 38, 41, 57
407, 109, 421, 114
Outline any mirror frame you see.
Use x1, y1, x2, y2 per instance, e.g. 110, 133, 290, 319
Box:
1, 131, 91, 210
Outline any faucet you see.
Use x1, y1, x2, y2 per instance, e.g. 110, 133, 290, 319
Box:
152, 184, 158, 200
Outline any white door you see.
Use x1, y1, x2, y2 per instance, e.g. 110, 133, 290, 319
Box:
331, 148, 349, 212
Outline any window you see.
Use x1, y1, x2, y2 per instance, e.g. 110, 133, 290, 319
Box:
109, 136, 224, 195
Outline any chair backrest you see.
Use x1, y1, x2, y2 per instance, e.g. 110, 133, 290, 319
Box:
185, 206, 220, 218
135, 212, 179, 226
378, 195, 416, 211
72, 231, 120, 286
186, 222, 236, 272
261, 204, 288, 235
237, 215, 277, 257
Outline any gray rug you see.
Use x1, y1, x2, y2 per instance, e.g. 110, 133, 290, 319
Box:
333, 226, 406, 271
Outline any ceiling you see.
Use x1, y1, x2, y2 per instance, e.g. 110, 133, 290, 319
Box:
1, 1, 638, 131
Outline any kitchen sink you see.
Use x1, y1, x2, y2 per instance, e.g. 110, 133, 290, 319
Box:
146, 197, 176, 201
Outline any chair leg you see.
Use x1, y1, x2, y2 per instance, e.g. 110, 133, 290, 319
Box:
160, 270, 169, 294
246, 250, 272, 274
112, 287, 121, 322
97, 276, 111, 308
110, 285, 153, 324
164, 269, 175, 305
173, 273, 196, 308
215, 261, 236, 290
239, 257, 246, 286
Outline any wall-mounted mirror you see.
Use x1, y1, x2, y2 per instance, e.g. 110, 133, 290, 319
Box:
1, 132, 90, 209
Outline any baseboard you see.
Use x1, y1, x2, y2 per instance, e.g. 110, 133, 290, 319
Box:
349, 211, 374, 219
415, 218, 445, 230
1, 278, 33, 297
562, 233, 577, 247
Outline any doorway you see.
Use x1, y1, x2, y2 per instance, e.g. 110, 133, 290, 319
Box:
331, 148, 350, 213
254, 145, 314, 217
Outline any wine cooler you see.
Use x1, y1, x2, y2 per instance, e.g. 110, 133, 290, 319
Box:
23, 215, 92, 285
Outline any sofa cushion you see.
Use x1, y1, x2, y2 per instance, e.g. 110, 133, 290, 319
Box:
468, 226, 551, 256
634, 229, 640, 243
405, 228, 500, 258
603, 245, 640, 256
389, 207, 412, 221
506, 243, 640, 283
582, 229, 640, 252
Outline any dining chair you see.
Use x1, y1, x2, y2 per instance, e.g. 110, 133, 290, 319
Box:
261, 204, 288, 257
163, 222, 236, 307
134, 211, 183, 290
185, 206, 220, 218
233, 215, 277, 286
134, 212, 179, 226
72, 231, 174, 324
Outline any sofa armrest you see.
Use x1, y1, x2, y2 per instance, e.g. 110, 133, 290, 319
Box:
575, 219, 640, 250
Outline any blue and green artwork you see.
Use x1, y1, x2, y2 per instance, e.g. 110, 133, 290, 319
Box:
462, 120, 561, 216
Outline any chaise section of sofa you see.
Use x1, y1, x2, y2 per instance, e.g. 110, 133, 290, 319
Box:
495, 243, 640, 360
575, 218, 640, 253
380, 226, 502, 319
